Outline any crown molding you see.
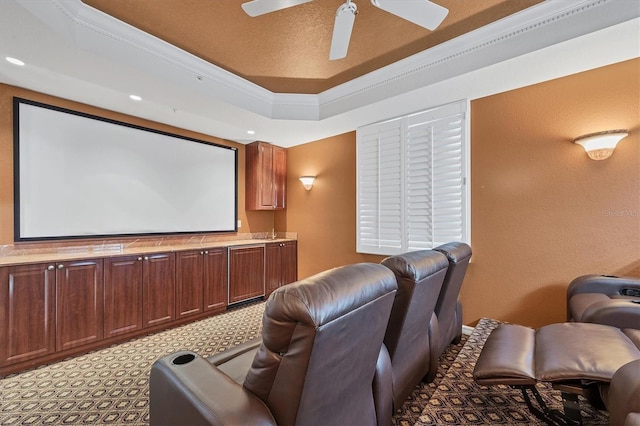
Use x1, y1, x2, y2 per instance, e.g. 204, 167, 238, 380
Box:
316, 0, 640, 119
17, 0, 277, 117
11, 0, 640, 127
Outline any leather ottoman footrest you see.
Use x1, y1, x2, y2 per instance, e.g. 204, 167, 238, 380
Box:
473, 324, 536, 386
474, 322, 640, 386
535, 323, 640, 383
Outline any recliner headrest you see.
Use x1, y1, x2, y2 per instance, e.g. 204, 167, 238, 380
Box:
265, 262, 398, 329
433, 242, 472, 264
381, 250, 449, 282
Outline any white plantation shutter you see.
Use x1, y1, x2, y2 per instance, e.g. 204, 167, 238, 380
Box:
357, 119, 404, 255
357, 101, 469, 255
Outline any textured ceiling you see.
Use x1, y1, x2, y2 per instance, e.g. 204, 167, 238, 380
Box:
82, 0, 542, 94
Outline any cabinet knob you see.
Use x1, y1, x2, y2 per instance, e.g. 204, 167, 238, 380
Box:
137, 257, 143, 261
47, 265, 55, 271
58, 264, 64, 269
144, 256, 149, 261
204, 250, 209, 254
200, 251, 204, 255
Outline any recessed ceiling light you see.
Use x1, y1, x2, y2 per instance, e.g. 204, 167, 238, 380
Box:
6, 57, 25, 66
247, 130, 255, 135
129, 94, 142, 101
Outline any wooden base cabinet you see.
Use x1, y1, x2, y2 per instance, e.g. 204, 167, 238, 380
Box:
228, 245, 265, 304
203, 248, 228, 312
143, 253, 176, 328
176, 248, 227, 319
0, 259, 103, 367
265, 241, 298, 296
104, 255, 143, 339
0, 263, 56, 367
104, 253, 175, 339
56, 259, 104, 351
0, 240, 295, 375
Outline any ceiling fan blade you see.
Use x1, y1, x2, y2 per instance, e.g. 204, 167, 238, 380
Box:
329, 1, 358, 60
371, 0, 448, 30
241, 0, 313, 17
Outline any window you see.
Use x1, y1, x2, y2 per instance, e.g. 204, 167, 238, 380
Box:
356, 101, 470, 255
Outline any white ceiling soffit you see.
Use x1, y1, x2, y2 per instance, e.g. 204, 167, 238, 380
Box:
2, 0, 639, 147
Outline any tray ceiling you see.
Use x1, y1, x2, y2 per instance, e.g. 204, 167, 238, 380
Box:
82, 0, 542, 94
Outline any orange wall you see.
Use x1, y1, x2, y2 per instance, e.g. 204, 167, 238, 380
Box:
0, 84, 274, 245
285, 59, 640, 327
277, 132, 386, 277
467, 58, 639, 327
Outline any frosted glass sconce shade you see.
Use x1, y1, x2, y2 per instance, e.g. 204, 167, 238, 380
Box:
299, 176, 316, 190
573, 130, 628, 160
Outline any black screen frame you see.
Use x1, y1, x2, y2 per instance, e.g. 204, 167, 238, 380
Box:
13, 97, 238, 242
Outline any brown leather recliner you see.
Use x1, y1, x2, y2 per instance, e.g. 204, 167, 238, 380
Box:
606, 359, 640, 425
567, 274, 640, 329
433, 242, 472, 358
379, 249, 449, 412
149, 263, 398, 426
474, 323, 640, 425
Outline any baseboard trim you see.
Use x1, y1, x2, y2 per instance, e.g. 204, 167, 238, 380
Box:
461, 325, 475, 336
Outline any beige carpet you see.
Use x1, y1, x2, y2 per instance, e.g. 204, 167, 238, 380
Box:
0, 304, 609, 425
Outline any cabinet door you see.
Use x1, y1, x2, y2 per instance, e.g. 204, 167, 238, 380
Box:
265, 241, 298, 297
228, 246, 265, 304
203, 248, 228, 312
246, 142, 287, 211
281, 241, 298, 285
265, 243, 282, 297
104, 256, 143, 338
0, 264, 55, 366
56, 259, 104, 351
258, 142, 275, 209
273, 145, 287, 209
143, 253, 176, 328
176, 250, 204, 318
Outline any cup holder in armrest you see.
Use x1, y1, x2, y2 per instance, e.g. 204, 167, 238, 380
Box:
621, 288, 640, 297
172, 352, 196, 365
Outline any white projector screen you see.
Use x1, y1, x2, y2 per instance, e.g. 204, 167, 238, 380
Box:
14, 98, 238, 241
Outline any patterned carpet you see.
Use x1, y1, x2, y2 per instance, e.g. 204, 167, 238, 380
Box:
0, 304, 610, 425
0, 302, 265, 425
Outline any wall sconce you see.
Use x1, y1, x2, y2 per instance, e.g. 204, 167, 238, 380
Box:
299, 176, 316, 190
573, 130, 628, 160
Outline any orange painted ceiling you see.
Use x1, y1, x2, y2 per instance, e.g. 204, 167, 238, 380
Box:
82, 0, 542, 94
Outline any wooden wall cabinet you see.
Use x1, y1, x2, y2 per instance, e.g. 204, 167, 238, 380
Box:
246, 141, 287, 210
0, 259, 103, 367
265, 241, 298, 297
104, 252, 175, 339
228, 245, 265, 304
176, 247, 227, 319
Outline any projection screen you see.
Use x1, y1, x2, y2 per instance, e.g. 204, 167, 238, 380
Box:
14, 98, 238, 241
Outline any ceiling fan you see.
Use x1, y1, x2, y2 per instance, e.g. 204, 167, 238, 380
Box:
241, 0, 449, 60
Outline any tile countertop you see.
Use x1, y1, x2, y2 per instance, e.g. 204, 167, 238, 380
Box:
0, 233, 297, 267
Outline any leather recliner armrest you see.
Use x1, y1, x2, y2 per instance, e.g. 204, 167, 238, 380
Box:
580, 299, 640, 330
207, 337, 263, 366
567, 275, 640, 299
150, 350, 276, 426
606, 359, 640, 426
